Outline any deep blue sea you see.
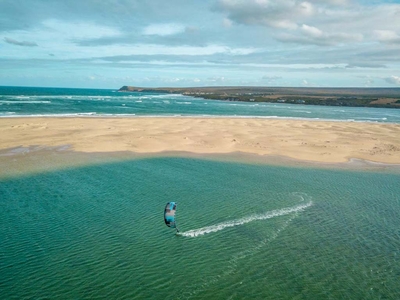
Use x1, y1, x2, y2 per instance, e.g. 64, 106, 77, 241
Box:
1, 86, 400, 122
1, 86, 400, 299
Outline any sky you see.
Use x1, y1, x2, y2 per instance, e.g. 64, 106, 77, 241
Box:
1, 0, 400, 89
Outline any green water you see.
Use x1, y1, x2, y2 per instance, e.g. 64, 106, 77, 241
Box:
1, 157, 399, 299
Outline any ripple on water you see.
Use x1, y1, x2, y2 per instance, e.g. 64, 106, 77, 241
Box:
1, 157, 399, 299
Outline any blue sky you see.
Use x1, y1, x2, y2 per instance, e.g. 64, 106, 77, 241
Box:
1, 0, 400, 88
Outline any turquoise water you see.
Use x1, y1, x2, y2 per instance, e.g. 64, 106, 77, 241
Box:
1, 85, 400, 298
1, 157, 399, 299
1, 86, 400, 123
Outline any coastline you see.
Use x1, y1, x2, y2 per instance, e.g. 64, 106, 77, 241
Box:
1, 117, 399, 166
1, 113, 399, 125
118, 86, 400, 109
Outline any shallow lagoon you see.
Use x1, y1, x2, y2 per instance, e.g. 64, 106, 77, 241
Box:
1, 156, 399, 299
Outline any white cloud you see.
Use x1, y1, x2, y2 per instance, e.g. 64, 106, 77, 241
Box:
364, 76, 374, 87
301, 78, 319, 86
301, 24, 323, 38
262, 75, 282, 80
216, 0, 315, 29
277, 31, 362, 46
142, 23, 185, 36
42, 19, 122, 40
269, 20, 298, 30
385, 75, 400, 85
223, 18, 233, 28
299, 2, 314, 16
373, 30, 400, 44
309, 0, 350, 6
262, 75, 282, 83
207, 76, 225, 82
217, 0, 400, 46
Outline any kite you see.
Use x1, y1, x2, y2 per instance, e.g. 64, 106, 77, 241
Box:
164, 202, 179, 232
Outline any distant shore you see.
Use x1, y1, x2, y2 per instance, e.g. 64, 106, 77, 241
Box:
119, 86, 400, 108
1, 117, 400, 164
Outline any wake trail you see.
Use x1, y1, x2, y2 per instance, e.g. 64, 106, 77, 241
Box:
180, 200, 313, 238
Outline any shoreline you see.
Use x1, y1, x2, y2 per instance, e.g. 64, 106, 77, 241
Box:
1, 116, 400, 174
1, 114, 399, 125
1, 147, 399, 181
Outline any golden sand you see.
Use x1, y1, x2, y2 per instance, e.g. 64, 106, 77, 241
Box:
1, 117, 400, 164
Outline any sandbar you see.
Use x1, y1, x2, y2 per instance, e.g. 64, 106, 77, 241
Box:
1, 117, 400, 165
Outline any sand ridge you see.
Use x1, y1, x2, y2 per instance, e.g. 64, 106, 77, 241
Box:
1, 117, 400, 164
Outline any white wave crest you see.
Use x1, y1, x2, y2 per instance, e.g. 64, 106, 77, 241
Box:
0, 100, 51, 104
180, 201, 312, 238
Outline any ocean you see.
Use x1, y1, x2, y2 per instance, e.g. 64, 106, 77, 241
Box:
1, 86, 400, 299
1, 86, 400, 122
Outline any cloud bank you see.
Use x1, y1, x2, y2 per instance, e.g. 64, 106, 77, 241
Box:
0, 0, 400, 88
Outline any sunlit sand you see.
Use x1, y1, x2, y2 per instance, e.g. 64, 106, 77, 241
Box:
1, 117, 399, 164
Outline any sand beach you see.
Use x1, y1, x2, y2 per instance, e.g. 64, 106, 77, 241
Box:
1, 117, 400, 164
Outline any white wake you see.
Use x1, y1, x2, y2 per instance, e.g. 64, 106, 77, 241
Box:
180, 200, 313, 238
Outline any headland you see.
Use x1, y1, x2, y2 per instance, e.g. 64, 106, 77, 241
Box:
119, 86, 400, 108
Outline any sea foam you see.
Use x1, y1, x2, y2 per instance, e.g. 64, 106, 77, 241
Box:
180, 201, 312, 237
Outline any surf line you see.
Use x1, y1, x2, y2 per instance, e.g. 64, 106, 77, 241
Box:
180, 201, 313, 238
